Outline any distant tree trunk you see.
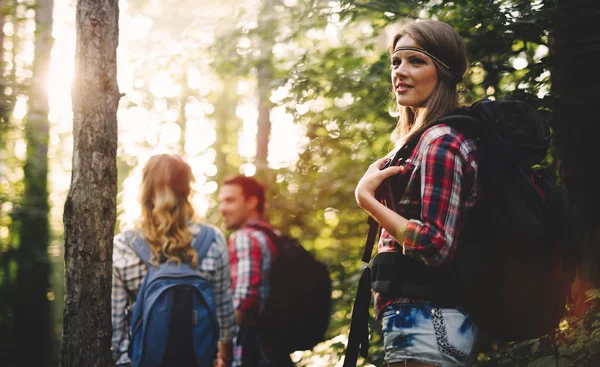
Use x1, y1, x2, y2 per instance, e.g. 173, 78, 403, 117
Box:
0, 10, 5, 92
213, 76, 240, 185
0, 11, 4, 73
14, 0, 53, 364
255, 0, 274, 182
61, 0, 120, 364
0, 7, 15, 363
548, 0, 600, 316
1, 7, 10, 132
177, 79, 188, 155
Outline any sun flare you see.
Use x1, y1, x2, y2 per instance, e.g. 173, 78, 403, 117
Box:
48, 0, 302, 229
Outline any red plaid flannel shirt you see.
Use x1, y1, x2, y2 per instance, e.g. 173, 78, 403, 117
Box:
228, 219, 278, 366
228, 219, 277, 313
374, 124, 480, 318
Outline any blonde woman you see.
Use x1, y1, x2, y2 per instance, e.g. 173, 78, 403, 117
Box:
111, 154, 235, 367
355, 20, 480, 366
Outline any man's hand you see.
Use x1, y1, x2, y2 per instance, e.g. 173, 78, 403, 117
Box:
214, 341, 233, 367
215, 355, 232, 367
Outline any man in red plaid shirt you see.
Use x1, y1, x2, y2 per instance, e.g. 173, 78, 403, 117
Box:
218, 175, 292, 367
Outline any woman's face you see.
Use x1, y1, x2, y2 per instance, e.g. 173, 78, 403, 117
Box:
391, 35, 439, 108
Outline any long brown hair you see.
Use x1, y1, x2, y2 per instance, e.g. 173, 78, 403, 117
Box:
388, 19, 469, 145
138, 154, 198, 267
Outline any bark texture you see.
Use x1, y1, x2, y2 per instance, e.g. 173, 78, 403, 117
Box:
61, 0, 120, 365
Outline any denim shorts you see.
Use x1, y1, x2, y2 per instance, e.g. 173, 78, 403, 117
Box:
381, 303, 479, 366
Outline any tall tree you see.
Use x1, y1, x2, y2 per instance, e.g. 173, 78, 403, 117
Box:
548, 0, 600, 311
0, 3, 28, 364
0, 7, 4, 73
177, 75, 189, 155
0, 7, 6, 127
210, 21, 243, 192
254, 0, 275, 181
13, 0, 53, 364
1, 3, 11, 137
61, 0, 119, 364
212, 75, 241, 185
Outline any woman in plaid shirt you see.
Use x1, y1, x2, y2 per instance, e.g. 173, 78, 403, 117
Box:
111, 154, 236, 367
355, 20, 480, 367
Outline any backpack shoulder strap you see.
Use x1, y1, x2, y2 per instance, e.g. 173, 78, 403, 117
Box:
127, 230, 153, 266
192, 224, 216, 263
438, 114, 482, 131
245, 223, 277, 239
243, 223, 282, 259
128, 225, 216, 267
383, 114, 476, 169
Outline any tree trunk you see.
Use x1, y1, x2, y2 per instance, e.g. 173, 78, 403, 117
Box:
1, 5, 11, 133
14, 0, 54, 364
213, 76, 240, 185
1, 9, 5, 110
548, 0, 600, 315
61, 0, 120, 365
255, 0, 274, 182
177, 78, 188, 155
0, 10, 4, 75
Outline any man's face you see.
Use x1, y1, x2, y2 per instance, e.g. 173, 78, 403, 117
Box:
218, 184, 251, 230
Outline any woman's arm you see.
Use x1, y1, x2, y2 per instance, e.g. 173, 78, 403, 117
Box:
355, 157, 408, 245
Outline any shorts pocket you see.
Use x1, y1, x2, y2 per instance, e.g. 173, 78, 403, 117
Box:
431, 308, 478, 362
381, 307, 398, 321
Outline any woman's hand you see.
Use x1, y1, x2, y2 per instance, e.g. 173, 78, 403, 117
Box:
355, 157, 403, 208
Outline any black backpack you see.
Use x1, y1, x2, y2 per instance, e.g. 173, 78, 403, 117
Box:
344, 99, 579, 366
247, 224, 333, 354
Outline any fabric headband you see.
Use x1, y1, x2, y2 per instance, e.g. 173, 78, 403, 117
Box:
393, 46, 451, 71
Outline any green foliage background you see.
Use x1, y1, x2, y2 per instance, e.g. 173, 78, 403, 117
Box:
1, 0, 599, 366
216, 0, 597, 366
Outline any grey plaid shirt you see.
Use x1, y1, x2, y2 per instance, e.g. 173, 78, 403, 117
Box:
111, 222, 236, 364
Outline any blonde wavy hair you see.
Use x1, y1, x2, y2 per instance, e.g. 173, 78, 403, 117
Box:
389, 19, 469, 145
137, 154, 198, 267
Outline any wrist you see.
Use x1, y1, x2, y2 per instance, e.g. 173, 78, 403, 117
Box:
356, 188, 377, 209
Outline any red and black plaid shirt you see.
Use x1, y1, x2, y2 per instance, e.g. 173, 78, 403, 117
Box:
375, 124, 480, 317
228, 219, 277, 314
228, 219, 278, 366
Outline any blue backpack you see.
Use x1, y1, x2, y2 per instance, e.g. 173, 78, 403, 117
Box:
126, 224, 219, 367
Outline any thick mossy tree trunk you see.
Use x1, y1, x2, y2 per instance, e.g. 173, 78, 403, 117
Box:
548, 0, 600, 315
61, 0, 120, 365
14, 0, 54, 364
